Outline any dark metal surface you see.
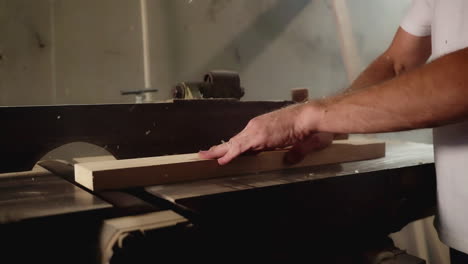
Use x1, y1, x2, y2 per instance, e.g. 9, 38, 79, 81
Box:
120, 88, 158, 95
39, 160, 160, 214
0, 100, 291, 173
0, 140, 436, 264
173, 70, 245, 99
202, 70, 245, 99
0, 100, 436, 264
143, 140, 436, 256
0, 167, 111, 223
147, 140, 434, 201
139, 141, 436, 264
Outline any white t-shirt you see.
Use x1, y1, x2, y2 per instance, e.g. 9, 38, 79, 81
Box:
401, 0, 468, 254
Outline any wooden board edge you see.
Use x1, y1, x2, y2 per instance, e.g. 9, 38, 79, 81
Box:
75, 139, 386, 191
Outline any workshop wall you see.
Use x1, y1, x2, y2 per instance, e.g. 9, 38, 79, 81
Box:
0, 0, 53, 105
154, 0, 432, 144
0, 0, 432, 142
0, 0, 145, 105
155, 0, 347, 101
53, 0, 146, 104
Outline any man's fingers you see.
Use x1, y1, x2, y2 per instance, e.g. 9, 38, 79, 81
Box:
198, 138, 246, 165
198, 143, 229, 159
199, 129, 259, 165
217, 147, 242, 165
217, 140, 246, 165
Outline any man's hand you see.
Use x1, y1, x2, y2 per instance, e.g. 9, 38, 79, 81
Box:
284, 132, 334, 164
198, 103, 324, 165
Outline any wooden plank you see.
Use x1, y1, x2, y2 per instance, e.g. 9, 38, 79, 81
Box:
75, 139, 386, 191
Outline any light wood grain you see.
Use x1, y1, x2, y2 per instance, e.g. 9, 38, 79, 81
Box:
75, 139, 385, 191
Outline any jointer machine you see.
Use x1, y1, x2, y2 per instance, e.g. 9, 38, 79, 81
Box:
0, 71, 436, 264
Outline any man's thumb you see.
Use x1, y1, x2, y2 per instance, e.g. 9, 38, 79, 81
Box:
284, 133, 334, 165
284, 144, 306, 165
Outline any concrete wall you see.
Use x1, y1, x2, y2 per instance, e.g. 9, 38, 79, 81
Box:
0, 0, 432, 142
159, 0, 347, 101
53, 0, 145, 104
0, 0, 53, 105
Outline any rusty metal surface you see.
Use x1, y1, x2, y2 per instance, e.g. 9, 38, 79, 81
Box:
146, 140, 434, 201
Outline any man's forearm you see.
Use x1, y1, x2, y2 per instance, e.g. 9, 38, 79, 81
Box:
326, 52, 398, 140
305, 47, 468, 134
198, 29, 435, 164
347, 27, 431, 92
347, 54, 398, 91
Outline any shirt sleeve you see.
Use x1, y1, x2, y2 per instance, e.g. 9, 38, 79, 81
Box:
400, 0, 433, 37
